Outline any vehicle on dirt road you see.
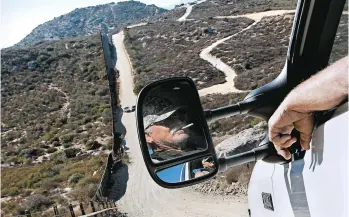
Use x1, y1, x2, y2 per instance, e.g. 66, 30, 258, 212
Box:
123, 106, 135, 113
135, 0, 348, 216
124, 106, 131, 113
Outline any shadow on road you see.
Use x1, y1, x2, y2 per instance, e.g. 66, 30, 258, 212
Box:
106, 162, 129, 202
93, 154, 129, 203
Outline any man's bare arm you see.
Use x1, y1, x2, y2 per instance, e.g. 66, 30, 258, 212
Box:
283, 56, 348, 112
268, 56, 348, 159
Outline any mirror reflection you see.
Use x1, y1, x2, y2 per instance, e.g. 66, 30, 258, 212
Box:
157, 156, 216, 183
142, 81, 208, 163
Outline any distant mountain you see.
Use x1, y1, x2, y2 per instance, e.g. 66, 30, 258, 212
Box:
16, 1, 167, 47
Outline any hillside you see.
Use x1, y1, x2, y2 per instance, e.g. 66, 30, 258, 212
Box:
16, 1, 166, 47
1, 34, 119, 215
1, 34, 113, 162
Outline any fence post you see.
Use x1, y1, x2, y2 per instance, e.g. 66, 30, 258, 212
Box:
25, 210, 31, 217
79, 202, 86, 215
90, 200, 96, 212
69, 204, 76, 217
99, 203, 103, 211
53, 206, 59, 216
102, 202, 106, 209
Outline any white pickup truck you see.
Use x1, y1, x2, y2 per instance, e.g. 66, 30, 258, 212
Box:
248, 103, 348, 217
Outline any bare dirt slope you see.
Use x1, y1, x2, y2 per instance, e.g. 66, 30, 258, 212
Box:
113, 32, 249, 217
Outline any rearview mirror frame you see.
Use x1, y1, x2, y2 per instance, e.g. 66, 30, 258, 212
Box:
136, 77, 218, 188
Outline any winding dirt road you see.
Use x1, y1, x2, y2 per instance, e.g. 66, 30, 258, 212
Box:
198, 10, 295, 96
177, 0, 207, 22
113, 32, 249, 217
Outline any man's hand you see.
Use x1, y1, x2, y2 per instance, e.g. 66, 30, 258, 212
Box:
268, 105, 313, 160
268, 56, 347, 160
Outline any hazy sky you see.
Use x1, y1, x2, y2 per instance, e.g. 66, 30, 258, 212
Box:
1, 0, 192, 48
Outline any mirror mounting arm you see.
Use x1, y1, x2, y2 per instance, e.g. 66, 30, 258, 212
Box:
218, 139, 287, 173
204, 96, 261, 123
204, 103, 241, 123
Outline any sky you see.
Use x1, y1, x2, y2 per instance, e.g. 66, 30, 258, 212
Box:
1, 0, 194, 48
157, 164, 184, 183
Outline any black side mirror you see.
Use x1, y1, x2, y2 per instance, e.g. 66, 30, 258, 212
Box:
136, 77, 295, 189
136, 77, 218, 188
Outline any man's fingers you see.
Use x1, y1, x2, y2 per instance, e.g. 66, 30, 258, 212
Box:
278, 137, 297, 148
274, 145, 291, 160
300, 136, 311, 150
270, 134, 291, 145
294, 116, 314, 151
271, 135, 297, 148
269, 125, 294, 140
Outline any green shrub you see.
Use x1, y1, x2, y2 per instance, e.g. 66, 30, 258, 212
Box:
24, 194, 54, 211
250, 118, 262, 126
85, 140, 102, 150
41, 177, 62, 190
133, 81, 144, 94
63, 143, 72, 148
52, 141, 61, 147
19, 148, 45, 157
50, 136, 60, 142
47, 147, 58, 153
46, 47, 54, 51
54, 195, 69, 206
2, 187, 21, 197
1, 200, 25, 215
60, 133, 74, 143
64, 148, 80, 158
68, 184, 98, 203
209, 121, 221, 131
40, 144, 50, 149
51, 151, 67, 164
68, 173, 85, 185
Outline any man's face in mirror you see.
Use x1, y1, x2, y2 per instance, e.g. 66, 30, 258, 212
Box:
145, 124, 189, 151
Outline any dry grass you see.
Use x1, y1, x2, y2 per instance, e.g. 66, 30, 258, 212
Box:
1, 154, 107, 216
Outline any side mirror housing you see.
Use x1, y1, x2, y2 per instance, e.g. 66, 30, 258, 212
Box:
136, 77, 218, 188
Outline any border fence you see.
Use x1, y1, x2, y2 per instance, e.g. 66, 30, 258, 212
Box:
92, 22, 125, 202
12, 201, 118, 217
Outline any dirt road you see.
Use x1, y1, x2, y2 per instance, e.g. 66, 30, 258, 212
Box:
199, 10, 295, 96
113, 31, 249, 217
177, 0, 206, 22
